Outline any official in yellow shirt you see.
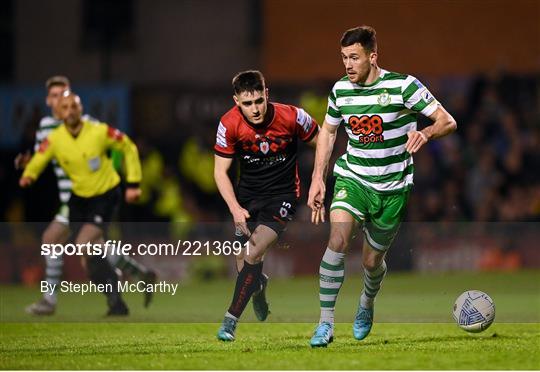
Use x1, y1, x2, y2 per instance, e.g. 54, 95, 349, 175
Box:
20, 91, 142, 316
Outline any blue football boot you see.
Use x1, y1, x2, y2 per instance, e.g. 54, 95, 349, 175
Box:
353, 306, 373, 340
217, 316, 237, 341
310, 322, 334, 347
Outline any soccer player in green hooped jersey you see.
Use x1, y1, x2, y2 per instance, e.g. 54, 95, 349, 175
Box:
15, 76, 155, 316
307, 26, 457, 347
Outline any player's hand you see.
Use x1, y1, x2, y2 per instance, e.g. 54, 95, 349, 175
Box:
125, 187, 142, 203
14, 151, 31, 170
231, 206, 251, 237
405, 130, 428, 154
308, 177, 326, 225
19, 176, 34, 188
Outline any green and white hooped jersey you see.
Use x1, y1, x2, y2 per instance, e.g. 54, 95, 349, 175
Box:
34, 115, 95, 204
325, 69, 439, 194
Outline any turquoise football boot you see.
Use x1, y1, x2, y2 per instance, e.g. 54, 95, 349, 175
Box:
310, 322, 334, 347
353, 306, 373, 340
217, 316, 237, 341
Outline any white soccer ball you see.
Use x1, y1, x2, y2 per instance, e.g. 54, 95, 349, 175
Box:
453, 290, 495, 333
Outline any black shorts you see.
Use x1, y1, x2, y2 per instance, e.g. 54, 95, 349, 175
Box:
239, 194, 297, 235
68, 186, 120, 232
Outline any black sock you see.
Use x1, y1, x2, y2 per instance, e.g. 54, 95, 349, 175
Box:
227, 261, 263, 318
86, 256, 123, 308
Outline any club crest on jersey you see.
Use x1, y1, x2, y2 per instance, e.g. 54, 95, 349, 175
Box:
377, 90, 391, 107
336, 189, 347, 200
260, 141, 269, 154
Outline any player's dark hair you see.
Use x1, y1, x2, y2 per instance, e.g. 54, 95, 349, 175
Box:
340, 26, 377, 53
45, 75, 70, 91
232, 70, 266, 95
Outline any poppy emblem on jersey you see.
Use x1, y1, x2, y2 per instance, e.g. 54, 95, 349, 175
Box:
377, 90, 391, 107
336, 189, 348, 200
260, 141, 269, 154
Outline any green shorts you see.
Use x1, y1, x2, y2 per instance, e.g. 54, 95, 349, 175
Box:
330, 176, 409, 252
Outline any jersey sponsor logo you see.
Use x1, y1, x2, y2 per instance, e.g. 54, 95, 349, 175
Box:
38, 138, 50, 153
377, 90, 391, 107
295, 108, 313, 133
348, 114, 385, 145
107, 126, 124, 141
216, 122, 227, 148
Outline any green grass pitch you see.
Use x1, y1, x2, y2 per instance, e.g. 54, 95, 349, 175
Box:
1, 271, 539, 369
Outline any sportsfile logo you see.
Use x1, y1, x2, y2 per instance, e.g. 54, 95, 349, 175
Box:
347, 114, 384, 144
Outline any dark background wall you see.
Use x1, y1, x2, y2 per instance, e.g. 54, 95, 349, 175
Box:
14, 0, 260, 84
262, 0, 540, 82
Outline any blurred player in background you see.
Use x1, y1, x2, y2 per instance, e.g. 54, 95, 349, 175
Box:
19, 91, 144, 315
16, 76, 156, 315
308, 26, 457, 347
214, 70, 318, 341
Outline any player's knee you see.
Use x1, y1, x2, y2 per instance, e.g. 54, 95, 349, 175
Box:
363, 256, 385, 272
42, 227, 60, 245
244, 240, 265, 263
328, 233, 349, 252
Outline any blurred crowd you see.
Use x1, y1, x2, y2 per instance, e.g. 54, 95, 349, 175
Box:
408, 73, 540, 222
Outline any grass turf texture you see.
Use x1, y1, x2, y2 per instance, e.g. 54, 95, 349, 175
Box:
1, 271, 539, 369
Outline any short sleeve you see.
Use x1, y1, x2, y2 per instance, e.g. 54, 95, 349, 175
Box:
214, 120, 236, 157
294, 107, 318, 142
402, 75, 439, 117
324, 85, 342, 126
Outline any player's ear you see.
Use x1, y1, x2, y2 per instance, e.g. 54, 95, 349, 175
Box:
265, 88, 269, 100
233, 94, 240, 106
369, 51, 378, 65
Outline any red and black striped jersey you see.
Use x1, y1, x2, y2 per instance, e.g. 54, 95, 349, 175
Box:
214, 102, 318, 198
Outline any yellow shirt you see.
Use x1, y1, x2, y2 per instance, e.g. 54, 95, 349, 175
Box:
23, 120, 142, 198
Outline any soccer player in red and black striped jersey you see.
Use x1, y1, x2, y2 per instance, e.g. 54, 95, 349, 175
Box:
214, 70, 318, 341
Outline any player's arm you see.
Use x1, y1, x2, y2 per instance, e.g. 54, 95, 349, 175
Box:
14, 119, 45, 170
214, 155, 251, 236
307, 132, 319, 147
19, 138, 55, 187
308, 120, 339, 224
104, 126, 142, 202
405, 105, 457, 154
